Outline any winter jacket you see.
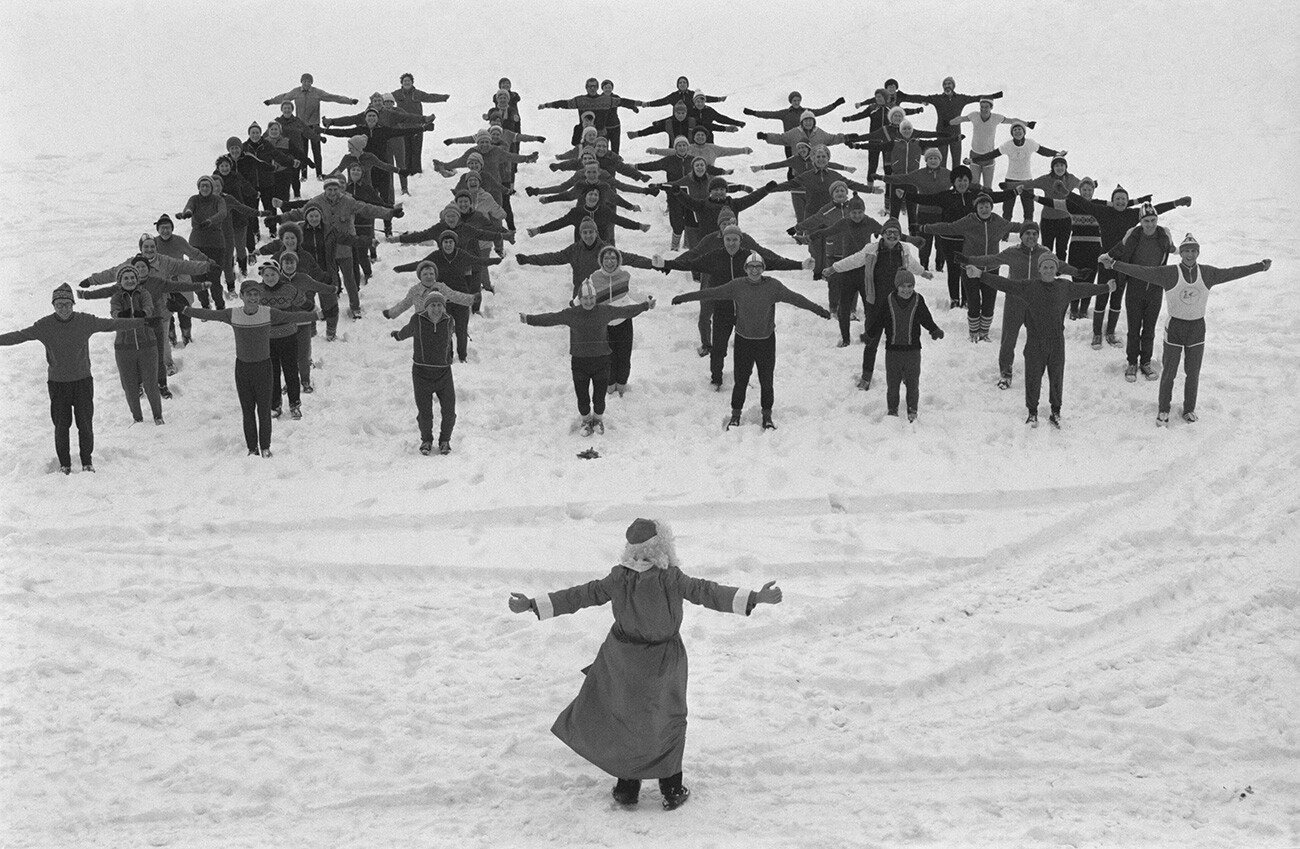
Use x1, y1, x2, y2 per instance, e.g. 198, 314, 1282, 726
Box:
676, 183, 779, 237
665, 245, 802, 288
964, 244, 1080, 281
897, 90, 1002, 132
0, 313, 145, 381
395, 310, 456, 369
385, 280, 475, 319
1025, 172, 1082, 220
881, 166, 951, 214
978, 274, 1109, 347
760, 125, 848, 148
805, 215, 883, 272
533, 202, 643, 244
392, 86, 449, 118
524, 302, 650, 357
288, 192, 395, 259
86, 254, 211, 289
674, 275, 827, 338
179, 193, 228, 250
865, 292, 942, 351
743, 99, 845, 131
921, 212, 1021, 259
774, 168, 874, 220
830, 239, 927, 304
108, 287, 156, 350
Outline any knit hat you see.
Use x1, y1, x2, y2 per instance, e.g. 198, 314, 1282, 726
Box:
800, 110, 815, 121
882, 217, 903, 235
744, 251, 765, 268
415, 260, 438, 277
895, 269, 916, 288
154, 213, 173, 229
441, 206, 462, 224
466, 152, 485, 165
974, 192, 994, 207
707, 175, 729, 191
279, 250, 299, 266
1139, 202, 1158, 220
138, 232, 155, 249
226, 136, 242, 150
794, 141, 812, 154
579, 279, 597, 299
720, 224, 744, 239
1180, 233, 1199, 250
1037, 252, 1060, 269
625, 518, 657, 544
942, 76, 955, 87
488, 125, 504, 136
214, 154, 235, 172
1009, 120, 1027, 133
598, 246, 621, 266
923, 147, 942, 161
1079, 177, 1096, 189
258, 258, 281, 274
581, 127, 598, 141
51, 282, 75, 304
248, 121, 261, 133
979, 97, 994, 106
420, 290, 447, 310
578, 217, 598, 234
950, 165, 973, 183
474, 129, 490, 142
716, 207, 737, 225
322, 176, 342, 189
381, 93, 397, 105
116, 265, 139, 285
1111, 183, 1129, 199
693, 91, 707, 103
302, 201, 323, 218
846, 195, 866, 211
453, 188, 473, 201
788, 91, 801, 103
1050, 156, 1068, 169
885, 78, 899, 89
829, 180, 849, 196
197, 175, 214, 191
239, 279, 261, 293
1020, 220, 1040, 234
673, 135, 690, 148
364, 108, 380, 119
439, 230, 459, 244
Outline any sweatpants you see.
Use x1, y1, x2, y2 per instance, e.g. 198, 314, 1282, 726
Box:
269, 333, 300, 410
732, 333, 776, 412
235, 358, 273, 452
1040, 217, 1072, 261
571, 355, 611, 416
885, 348, 921, 414
404, 134, 424, 174
998, 298, 1029, 378
447, 301, 471, 362
607, 319, 634, 386
1125, 279, 1163, 366
709, 301, 737, 385
940, 136, 963, 170
49, 377, 94, 468
1158, 317, 1207, 415
1023, 339, 1066, 414
413, 364, 456, 443
836, 268, 867, 344
296, 324, 314, 387
115, 347, 161, 421
667, 195, 692, 237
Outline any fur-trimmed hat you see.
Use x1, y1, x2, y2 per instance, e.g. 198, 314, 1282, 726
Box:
620, 519, 679, 572
277, 222, 303, 244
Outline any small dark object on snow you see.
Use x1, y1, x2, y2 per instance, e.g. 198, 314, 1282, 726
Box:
577, 447, 601, 460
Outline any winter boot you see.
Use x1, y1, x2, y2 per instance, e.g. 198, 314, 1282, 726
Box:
1025, 412, 1039, 428
1124, 364, 1138, 383
1140, 362, 1157, 381
613, 779, 641, 806
726, 409, 742, 430
1156, 412, 1170, 427
761, 410, 776, 430
438, 441, 452, 455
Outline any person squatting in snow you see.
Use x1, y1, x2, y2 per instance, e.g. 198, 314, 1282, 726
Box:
507, 518, 782, 810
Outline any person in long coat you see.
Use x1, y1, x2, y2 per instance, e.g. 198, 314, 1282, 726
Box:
508, 518, 782, 810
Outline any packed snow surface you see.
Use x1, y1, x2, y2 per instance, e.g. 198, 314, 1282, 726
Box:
1, 1, 1298, 846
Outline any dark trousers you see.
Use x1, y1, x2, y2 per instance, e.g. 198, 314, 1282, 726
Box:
914, 209, 942, 268
940, 136, 962, 170
501, 190, 515, 232
1001, 181, 1034, 220
885, 348, 921, 414
943, 244, 965, 303
607, 124, 623, 155
1024, 340, 1066, 414
115, 347, 161, 421
273, 170, 293, 205
836, 268, 867, 344
296, 324, 314, 386
309, 131, 324, 178
732, 333, 776, 411
607, 319, 634, 386
269, 333, 300, 409
1092, 266, 1126, 336
667, 195, 692, 236
235, 358, 273, 452
999, 297, 1029, 377
404, 134, 424, 175
335, 258, 361, 312
709, 302, 737, 384
255, 185, 276, 235
413, 365, 456, 442
49, 377, 94, 467
320, 288, 340, 337
1159, 317, 1207, 415
861, 294, 893, 379
965, 277, 998, 319
351, 244, 373, 284
571, 355, 610, 416
447, 301, 470, 362
1040, 217, 1072, 260
1068, 242, 1101, 314
1125, 280, 1163, 366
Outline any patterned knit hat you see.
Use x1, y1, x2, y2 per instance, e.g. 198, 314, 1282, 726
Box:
1180, 233, 1199, 250
1139, 202, 1158, 220
708, 175, 729, 191
1111, 183, 1129, 199
258, 259, 281, 275
846, 195, 866, 211
579, 278, 598, 299
720, 224, 744, 239
51, 282, 75, 303
974, 192, 994, 207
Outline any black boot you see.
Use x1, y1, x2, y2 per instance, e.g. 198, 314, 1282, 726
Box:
659, 772, 690, 810
612, 778, 641, 805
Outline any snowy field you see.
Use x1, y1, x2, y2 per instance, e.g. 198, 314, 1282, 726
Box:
2, 1, 1299, 846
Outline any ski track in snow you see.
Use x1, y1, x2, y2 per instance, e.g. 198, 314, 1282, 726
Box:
3, 1, 1300, 847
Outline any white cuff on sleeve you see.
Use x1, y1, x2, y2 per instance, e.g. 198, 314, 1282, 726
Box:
731, 588, 749, 616
535, 594, 554, 621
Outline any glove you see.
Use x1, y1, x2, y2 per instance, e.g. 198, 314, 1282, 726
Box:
390, 330, 400, 340
765, 180, 778, 191
1026, 121, 1036, 129
670, 295, 686, 305
931, 328, 945, 340
392, 208, 405, 218
525, 186, 538, 196
515, 254, 530, 264
382, 309, 391, 319
262, 99, 272, 106
537, 136, 547, 143
78, 277, 93, 288
742, 108, 754, 116
349, 99, 360, 105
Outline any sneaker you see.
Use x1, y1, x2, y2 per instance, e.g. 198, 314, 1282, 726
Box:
59, 466, 71, 475
696, 344, 711, 357
726, 411, 742, 430
248, 449, 258, 457
1091, 334, 1103, 350
1156, 412, 1170, 427
159, 386, 173, 399
1140, 362, 1157, 381
1106, 333, 1122, 348
166, 364, 177, 377
438, 441, 451, 455
997, 375, 1011, 390
350, 308, 363, 320
290, 405, 302, 420
761, 414, 776, 431
950, 298, 961, 309
662, 786, 691, 811
836, 339, 850, 348
581, 417, 596, 437
1182, 411, 1198, 424
1025, 413, 1039, 428
907, 410, 917, 422
154, 416, 165, 426
1124, 364, 1138, 383
857, 375, 871, 391
271, 407, 283, 419
82, 464, 95, 472
302, 382, 314, 394
419, 441, 433, 456
1048, 412, 1061, 429
261, 448, 273, 459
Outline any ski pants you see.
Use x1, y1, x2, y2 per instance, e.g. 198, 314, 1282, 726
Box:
115, 347, 161, 422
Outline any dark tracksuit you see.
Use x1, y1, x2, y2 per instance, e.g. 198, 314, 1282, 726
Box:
1109, 226, 1175, 368
800, 213, 882, 334
524, 302, 650, 416
774, 168, 874, 230
865, 292, 942, 415
879, 165, 950, 266
395, 311, 457, 444
665, 248, 803, 385
979, 274, 1109, 414
633, 154, 724, 237
672, 233, 800, 350
915, 187, 1016, 310
963, 245, 1078, 380
393, 248, 502, 361
1035, 193, 1101, 316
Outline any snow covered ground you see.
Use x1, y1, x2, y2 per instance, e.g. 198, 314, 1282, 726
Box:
2, 1, 1298, 846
